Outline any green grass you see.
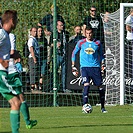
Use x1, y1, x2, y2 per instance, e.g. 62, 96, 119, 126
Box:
0, 105, 133, 133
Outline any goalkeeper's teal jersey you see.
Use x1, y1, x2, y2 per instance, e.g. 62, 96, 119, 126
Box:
72, 38, 104, 68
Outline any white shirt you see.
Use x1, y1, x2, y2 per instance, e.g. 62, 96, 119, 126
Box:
8, 33, 18, 74
9, 33, 16, 50
8, 58, 18, 74
125, 15, 133, 40
27, 36, 40, 58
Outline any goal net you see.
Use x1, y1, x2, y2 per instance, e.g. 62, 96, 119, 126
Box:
100, 3, 133, 105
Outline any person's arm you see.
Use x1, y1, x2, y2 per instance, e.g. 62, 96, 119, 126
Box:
98, 40, 104, 62
9, 33, 16, 55
37, 23, 42, 26
82, 24, 86, 37
71, 41, 81, 64
30, 46, 36, 63
82, 17, 88, 36
28, 38, 37, 63
71, 40, 81, 77
125, 16, 133, 33
38, 16, 46, 26
98, 40, 105, 72
126, 24, 132, 32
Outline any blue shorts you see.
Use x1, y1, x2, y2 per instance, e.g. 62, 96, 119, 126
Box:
81, 67, 102, 86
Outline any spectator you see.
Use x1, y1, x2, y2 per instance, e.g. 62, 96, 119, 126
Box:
125, 8, 133, 41
82, 6, 104, 43
103, 11, 113, 35
71, 27, 107, 113
14, 50, 23, 73
125, 8, 133, 81
38, 5, 65, 43
50, 20, 70, 93
27, 27, 40, 92
36, 26, 49, 90
69, 25, 82, 42
69, 25, 85, 45
38, 5, 65, 77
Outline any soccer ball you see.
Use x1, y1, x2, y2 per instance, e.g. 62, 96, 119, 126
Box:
82, 104, 93, 113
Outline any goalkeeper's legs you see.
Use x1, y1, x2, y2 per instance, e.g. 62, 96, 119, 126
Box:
98, 87, 107, 113
99, 87, 105, 109
83, 84, 90, 105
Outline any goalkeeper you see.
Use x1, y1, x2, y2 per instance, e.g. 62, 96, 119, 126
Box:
71, 27, 107, 113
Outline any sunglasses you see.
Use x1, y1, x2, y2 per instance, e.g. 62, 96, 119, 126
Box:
91, 10, 96, 12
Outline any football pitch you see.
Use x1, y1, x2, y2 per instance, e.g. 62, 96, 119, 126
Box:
0, 105, 133, 133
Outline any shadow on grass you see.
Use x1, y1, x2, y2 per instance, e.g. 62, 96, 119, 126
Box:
0, 132, 11, 133
43, 123, 133, 129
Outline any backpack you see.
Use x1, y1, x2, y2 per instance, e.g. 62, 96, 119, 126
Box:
23, 40, 29, 57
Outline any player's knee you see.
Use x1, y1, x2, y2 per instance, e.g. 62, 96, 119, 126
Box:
83, 84, 90, 96
9, 97, 21, 110
19, 93, 25, 102
84, 83, 89, 86
99, 87, 105, 92
99, 87, 105, 97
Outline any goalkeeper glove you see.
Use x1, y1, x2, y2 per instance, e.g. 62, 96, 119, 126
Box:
72, 65, 78, 77
101, 63, 106, 74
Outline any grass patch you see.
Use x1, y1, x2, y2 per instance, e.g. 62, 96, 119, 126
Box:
0, 105, 133, 133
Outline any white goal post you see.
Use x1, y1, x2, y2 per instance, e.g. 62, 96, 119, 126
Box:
100, 3, 133, 105
120, 3, 133, 105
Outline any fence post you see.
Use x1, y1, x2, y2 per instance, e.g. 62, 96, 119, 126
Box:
53, 0, 57, 107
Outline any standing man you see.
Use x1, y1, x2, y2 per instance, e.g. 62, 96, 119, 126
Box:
0, 10, 37, 133
125, 8, 133, 86
71, 27, 107, 113
38, 5, 65, 43
27, 27, 40, 92
50, 20, 70, 93
82, 6, 104, 44
69, 25, 82, 42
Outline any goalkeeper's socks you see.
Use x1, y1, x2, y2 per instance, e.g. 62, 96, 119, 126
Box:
99, 88, 105, 109
20, 101, 30, 125
83, 85, 90, 105
10, 110, 20, 133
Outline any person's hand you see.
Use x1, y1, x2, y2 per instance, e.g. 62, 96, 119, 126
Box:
44, 30, 51, 36
57, 42, 61, 49
72, 65, 78, 77
33, 56, 37, 64
101, 63, 106, 74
